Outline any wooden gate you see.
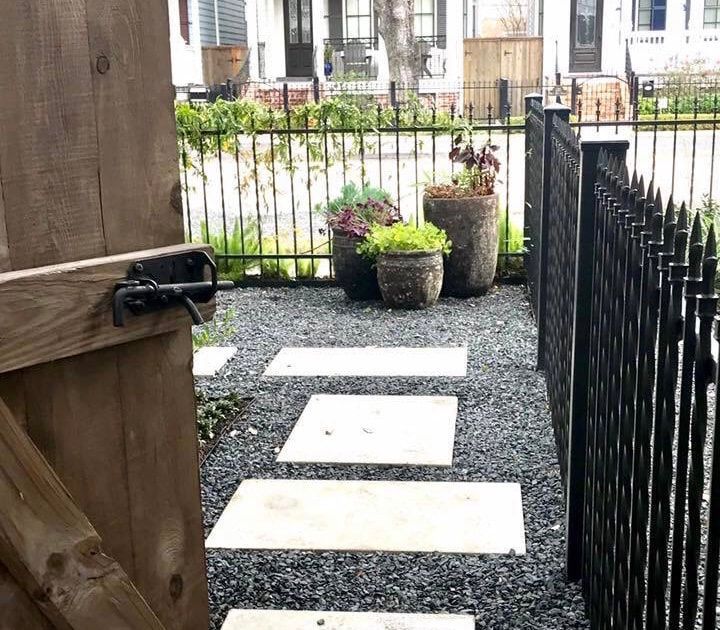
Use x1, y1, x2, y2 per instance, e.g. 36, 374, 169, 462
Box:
0, 1, 212, 627
463, 37, 543, 116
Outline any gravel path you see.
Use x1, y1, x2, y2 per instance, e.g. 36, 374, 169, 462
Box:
199, 285, 589, 629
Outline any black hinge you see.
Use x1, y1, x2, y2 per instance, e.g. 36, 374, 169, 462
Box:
112, 250, 234, 327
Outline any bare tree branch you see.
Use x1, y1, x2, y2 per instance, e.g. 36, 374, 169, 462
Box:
498, 0, 528, 36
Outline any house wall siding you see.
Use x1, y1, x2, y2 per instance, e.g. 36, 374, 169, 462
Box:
198, 0, 247, 46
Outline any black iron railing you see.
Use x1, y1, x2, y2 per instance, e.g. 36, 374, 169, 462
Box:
532, 96, 720, 627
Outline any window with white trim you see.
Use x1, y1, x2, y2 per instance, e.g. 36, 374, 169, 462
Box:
415, 0, 435, 38
345, 0, 372, 38
637, 0, 666, 30
706, 0, 720, 28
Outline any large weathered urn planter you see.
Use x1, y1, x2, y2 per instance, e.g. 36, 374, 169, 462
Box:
332, 232, 381, 300
423, 194, 498, 297
376, 250, 444, 309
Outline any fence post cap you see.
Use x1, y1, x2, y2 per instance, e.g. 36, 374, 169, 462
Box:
543, 103, 571, 113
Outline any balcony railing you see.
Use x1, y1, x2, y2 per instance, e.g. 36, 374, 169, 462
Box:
626, 28, 720, 73
323, 35, 447, 80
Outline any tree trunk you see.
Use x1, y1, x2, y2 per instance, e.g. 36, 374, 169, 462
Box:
375, 0, 417, 86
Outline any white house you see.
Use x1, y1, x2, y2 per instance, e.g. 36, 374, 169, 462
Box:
168, 0, 251, 86
243, 0, 464, 84
168, 0, 204, 85
541, 0, 720, 81
536, 0, 720, 79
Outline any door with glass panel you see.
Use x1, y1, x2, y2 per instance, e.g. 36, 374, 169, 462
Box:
284, 0, 314, 76
570, 0, 603, 72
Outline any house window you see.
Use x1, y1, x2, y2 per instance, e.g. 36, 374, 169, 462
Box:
415, 0, 435, 37
637, 0, 666, 30
706, 0, 720, 28
575, 0, 597, 47
346, 0, 372, 38
179, 0, 190, 44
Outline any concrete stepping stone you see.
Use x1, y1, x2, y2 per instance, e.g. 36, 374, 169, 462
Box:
206, 479, 526, 555
221, 609, 475, 629
263, 347, 467, 377
277, 394, 458, 466
193, 346, 237, 377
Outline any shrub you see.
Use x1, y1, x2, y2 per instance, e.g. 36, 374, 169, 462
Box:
320, 183, 401, 237
425, 133, 501, 198
358, 221, 451, 260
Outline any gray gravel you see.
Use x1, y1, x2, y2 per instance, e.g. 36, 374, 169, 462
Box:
199, 285, 589, 629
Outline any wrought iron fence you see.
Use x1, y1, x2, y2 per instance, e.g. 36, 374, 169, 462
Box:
532, 99, 720, 627
179, 96, 526, 284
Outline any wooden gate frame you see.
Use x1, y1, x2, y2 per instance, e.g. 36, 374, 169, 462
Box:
0, 1, 213, 627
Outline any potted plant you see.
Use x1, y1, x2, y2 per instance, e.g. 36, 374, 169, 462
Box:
358, 222, 451, 309
423, 136, 501, 297
324, 44, 334, 78
321, 183, 401, 299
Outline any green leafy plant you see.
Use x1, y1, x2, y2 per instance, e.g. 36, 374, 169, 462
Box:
192, 307, 238, 351
195, 391, 247, 453
358, 221, 451, 260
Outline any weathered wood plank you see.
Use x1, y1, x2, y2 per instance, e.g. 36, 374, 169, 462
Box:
0, 166, 10, 273
115, 330, 210, 629
0, 1, 106, 270
87, 0, 184, 253
0, 398, 165, 629
23, 350, 135, 576
0, 244, 215, 374
0, 562, 53, 630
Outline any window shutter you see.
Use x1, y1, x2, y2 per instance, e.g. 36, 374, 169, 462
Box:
179, 0, 190, 43
328, 0, 343, 41
437, 0, 447, 48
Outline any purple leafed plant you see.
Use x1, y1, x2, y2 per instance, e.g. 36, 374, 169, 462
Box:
323, 184, 402, 238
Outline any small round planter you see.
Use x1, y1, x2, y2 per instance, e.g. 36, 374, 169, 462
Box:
332, 232, 381, 300
376, 250, 444, 309
423, 193, 498, 297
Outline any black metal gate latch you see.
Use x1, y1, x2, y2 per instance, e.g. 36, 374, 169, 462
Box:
112, 250, 235, 327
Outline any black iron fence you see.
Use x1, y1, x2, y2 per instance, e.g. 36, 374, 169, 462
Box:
530, 99, 720, 627
179, 95, 526, 284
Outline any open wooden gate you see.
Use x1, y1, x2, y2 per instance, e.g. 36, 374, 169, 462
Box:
0, 1, 212, 627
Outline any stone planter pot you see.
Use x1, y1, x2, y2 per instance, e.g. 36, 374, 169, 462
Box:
376, 250, 444, 309
332, 232, 381, 300
423, 193, 498, 297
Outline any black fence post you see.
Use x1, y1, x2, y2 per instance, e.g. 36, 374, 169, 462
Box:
499, 78, 510, 117
537, 103, 571, 370
566, 138, 630, 581
524, 93, 544, 321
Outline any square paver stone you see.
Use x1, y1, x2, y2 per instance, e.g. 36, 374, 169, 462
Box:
193, 346, 237, 377
277, 395, 458, 466
206, 479, 526, 555
263, 347, 467, 377
221, 609, 475, 629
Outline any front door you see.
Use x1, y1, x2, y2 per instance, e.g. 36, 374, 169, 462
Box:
284, 0, 314, 77
570, 0, 603, 73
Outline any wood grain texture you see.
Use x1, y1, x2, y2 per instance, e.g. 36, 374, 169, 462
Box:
0, 0, 106, 270
0, 244, 214, 374
0, 398, 165, 629
86, 0, 184, 253
463, 37, 543, 116
114, 329, 210, 629
0, 562, 53, 630
0, 163, 9, 273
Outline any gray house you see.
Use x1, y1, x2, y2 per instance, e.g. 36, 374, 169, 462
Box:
198, 0, 248, 46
